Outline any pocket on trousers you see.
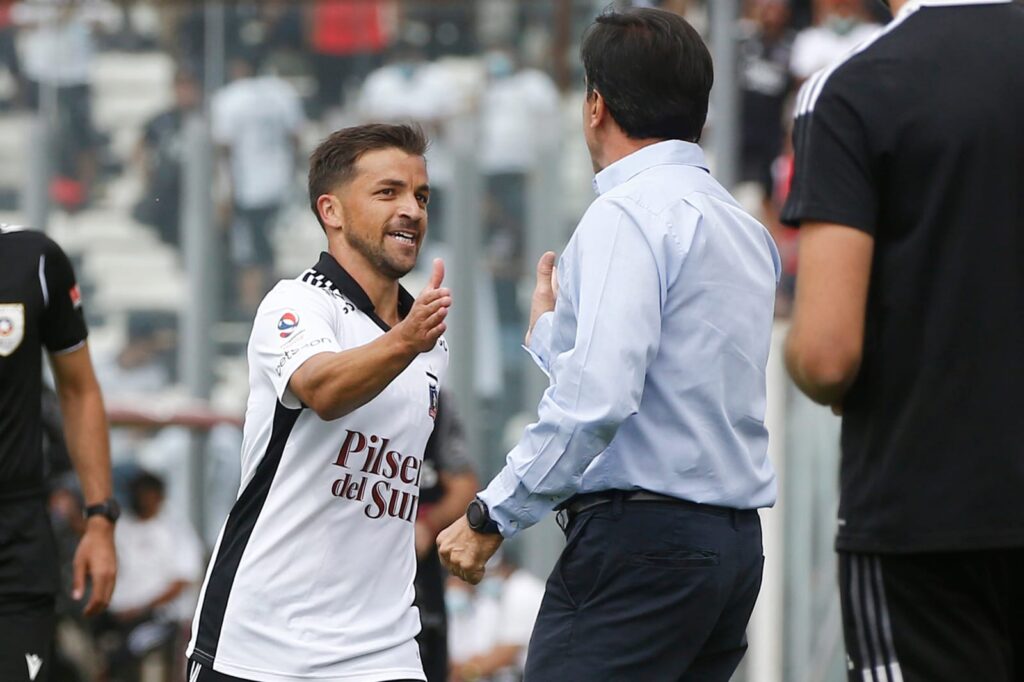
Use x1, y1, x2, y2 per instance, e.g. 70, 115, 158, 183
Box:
556, 514, 605, 608
627, 548, 720, 569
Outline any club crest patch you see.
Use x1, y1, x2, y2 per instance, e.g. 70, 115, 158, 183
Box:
0, 304, 25, 357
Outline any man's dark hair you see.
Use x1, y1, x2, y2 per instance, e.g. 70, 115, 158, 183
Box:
308, 123, 428, 229
581, 8, 713, 143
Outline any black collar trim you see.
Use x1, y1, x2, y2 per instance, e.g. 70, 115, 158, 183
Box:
307, 251, 413, 332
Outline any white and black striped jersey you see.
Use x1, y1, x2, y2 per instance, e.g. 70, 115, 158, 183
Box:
188, 251, 447, 682
782, 0, 1024, 553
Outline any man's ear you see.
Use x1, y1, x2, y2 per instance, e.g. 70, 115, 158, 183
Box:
587, 89, 606, 130
317, 193, 344, 232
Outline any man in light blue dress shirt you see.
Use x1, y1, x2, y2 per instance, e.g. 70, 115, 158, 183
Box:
438, 8, 780, 680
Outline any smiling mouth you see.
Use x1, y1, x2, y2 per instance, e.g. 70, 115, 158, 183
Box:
388, 230, 418, 245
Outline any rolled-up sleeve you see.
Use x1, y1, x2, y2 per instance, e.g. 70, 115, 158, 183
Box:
479, 199, 666, 536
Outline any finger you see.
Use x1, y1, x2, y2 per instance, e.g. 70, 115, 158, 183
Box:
72, 552, 86, 602
424, 306, 449, 327
428, 258, 445, 290
536, 252, 556, 290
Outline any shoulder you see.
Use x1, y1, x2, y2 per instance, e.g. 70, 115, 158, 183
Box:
795, 18, 918, 120
1, 225, 62, 258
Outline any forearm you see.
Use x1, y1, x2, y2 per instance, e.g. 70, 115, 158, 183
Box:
784, 330, 858, 406
297, 331, 419, 420
58, 382, 112, 505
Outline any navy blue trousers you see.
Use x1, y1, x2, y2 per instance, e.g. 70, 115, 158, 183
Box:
524, 497, 764, 682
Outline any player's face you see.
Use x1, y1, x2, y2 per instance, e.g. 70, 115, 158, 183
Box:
337, 148, 430, 280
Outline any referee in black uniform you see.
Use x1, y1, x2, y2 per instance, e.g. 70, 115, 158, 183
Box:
783, 1, 1024, 680
0, 225, 118, 682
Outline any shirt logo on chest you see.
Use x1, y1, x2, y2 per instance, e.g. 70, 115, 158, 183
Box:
0, 303, 25, 357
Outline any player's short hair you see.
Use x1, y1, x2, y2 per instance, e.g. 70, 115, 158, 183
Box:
308, 123, 428, 230
581, 8, 713, 143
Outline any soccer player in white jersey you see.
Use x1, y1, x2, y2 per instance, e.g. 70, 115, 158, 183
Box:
187, 124, 450, 682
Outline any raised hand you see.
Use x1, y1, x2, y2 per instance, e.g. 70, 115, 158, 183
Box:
396, 258, 450, 353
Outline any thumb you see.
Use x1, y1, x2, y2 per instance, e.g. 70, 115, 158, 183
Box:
536, 252, 556, 291
427, 258, 445, 291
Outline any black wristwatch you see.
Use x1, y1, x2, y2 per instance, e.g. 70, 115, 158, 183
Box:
466, 497, 501, 535
84, 498, 121, 524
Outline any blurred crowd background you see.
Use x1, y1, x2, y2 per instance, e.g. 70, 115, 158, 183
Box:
9, 0, 902, 680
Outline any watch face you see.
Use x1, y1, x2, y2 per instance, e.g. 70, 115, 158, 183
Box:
467, 500, 485, 529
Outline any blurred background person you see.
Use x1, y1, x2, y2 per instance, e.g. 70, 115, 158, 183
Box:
12, 0, 119, 211
446, 549, 544, 682
789, 0, 879, 84
132, 68, 201, 250
211, 50, 304, 319
99, 469, 202, 682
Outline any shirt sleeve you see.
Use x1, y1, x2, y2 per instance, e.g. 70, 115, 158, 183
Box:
781, 73, 878, 233
249, 282, 345, 410
478, 198, 665, 536
522, 310, 555, 376
424, 389, 475, 475
40, 239, 88, 354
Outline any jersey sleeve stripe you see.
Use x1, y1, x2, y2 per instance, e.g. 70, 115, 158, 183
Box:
38, 255, 48, 307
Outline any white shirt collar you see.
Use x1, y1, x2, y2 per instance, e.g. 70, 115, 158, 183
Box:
592, 140, 708, 196
896, 0, 1012, 20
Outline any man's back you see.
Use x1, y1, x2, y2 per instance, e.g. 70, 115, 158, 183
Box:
784, 1, 1024, 552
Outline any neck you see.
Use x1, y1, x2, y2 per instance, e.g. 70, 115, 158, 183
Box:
328, 239, 401, 325
594, 134, 669, 173
888, 0, 909, 13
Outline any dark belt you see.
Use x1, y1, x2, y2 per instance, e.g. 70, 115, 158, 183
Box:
555, 489, 745, 531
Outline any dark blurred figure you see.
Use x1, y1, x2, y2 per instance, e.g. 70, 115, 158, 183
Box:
415, 391, 479, 682
0, 0, 22, 109
402, 0, 477, 59
739, 0, 794, 204
133, 68, 201, 249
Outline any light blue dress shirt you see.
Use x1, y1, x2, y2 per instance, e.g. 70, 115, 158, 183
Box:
479, 140, 781, 537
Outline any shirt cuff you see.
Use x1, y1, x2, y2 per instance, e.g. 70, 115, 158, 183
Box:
478, 466, 530, 539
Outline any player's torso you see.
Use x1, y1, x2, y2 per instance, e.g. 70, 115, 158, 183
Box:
0, 231, 46, 490
211, 285, 444, 678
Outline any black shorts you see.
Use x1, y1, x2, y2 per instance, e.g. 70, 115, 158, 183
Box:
839, 549, 1024, 682
0, 594, 56, 682
0, 498, 60, 597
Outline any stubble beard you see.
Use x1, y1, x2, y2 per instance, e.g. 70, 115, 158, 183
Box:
343, 224, 416, 280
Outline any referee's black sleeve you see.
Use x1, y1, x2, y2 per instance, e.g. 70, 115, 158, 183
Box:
40, 239, 88, 354
781, 79, 878, 234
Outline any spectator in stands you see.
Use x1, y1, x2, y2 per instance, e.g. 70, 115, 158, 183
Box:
133, 68, 201, 249
447, 550, 545, 682
739, 0, 794, 210
101, 470, 203, 682
94, 311, 176, 400
307, 0, 390, 116
0, 0, 21, 108
12, 0, 120, 210
211, 50, 303, 319
790, 0, 879, 84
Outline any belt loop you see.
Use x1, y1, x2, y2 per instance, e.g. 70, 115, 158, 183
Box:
611, 490, 624, 518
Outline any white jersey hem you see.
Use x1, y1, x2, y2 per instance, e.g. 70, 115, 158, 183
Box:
211, 659, 426, 682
